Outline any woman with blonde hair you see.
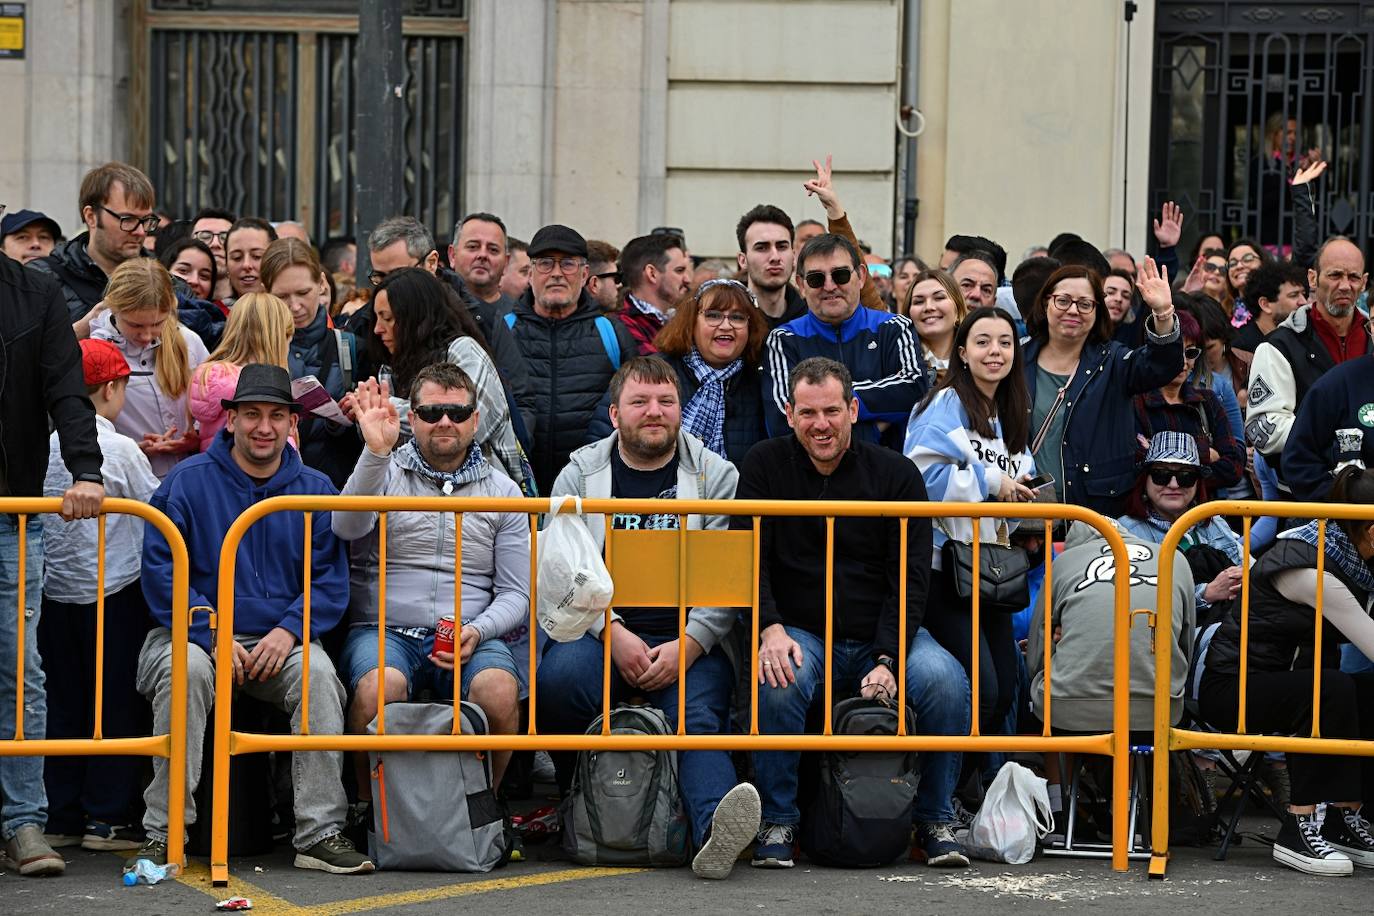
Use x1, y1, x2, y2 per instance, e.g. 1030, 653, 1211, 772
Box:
903, 268, 968, 383
189, 292, 294, 451
90, 258, 209, 477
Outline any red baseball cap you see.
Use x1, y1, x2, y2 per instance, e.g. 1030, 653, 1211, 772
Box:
80, 338, 131, 387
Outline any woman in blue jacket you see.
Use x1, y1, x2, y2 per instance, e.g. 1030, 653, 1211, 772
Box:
1022, 260, 1183, 517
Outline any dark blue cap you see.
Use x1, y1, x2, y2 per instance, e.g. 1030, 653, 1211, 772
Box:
1, 209, 62, 241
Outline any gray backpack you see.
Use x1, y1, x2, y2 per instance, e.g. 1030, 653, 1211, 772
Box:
559, 704, 690, 866
367, 702, 507, 872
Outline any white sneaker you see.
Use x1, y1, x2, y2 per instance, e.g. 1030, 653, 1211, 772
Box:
692, 784, 761, 879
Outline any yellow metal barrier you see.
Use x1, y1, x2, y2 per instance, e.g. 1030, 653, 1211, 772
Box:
1149, 500, 1374, 878
209, 496, 1141, 884
0, 497, 191, 867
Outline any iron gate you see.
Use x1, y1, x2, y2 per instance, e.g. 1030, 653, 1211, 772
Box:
140, 1, 466, 245
1150, 0, 1374, 257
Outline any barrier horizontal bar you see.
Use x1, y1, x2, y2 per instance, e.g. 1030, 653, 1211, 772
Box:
0, 737, 171, 757
1168, 729, 1374, 757
226, 732, 1115, 755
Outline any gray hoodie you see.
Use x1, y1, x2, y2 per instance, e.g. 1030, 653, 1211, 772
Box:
550, 429, 739, 655
1026, 519, 1194, 732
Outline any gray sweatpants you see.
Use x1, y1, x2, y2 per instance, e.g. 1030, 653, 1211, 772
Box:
137, 627, 348, 851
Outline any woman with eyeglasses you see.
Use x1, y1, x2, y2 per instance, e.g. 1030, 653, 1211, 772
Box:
905, 305, 1034, 739
902, 268, 968, 385
586, 278, 769, 468
189, 292, 295, 450
1132, 309, 1245, 490
89, 258, 208, 477
366, 267, 534, 495
1223, 238, 1271, 328
1022, 261, 1184, 517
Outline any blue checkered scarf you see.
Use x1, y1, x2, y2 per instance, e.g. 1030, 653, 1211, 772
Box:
680, 348, 741, 458
395, 438, 489, 494
1285, 520, 1374, 595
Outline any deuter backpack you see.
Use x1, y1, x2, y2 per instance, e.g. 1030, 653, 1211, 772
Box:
801, 695, 920, 867
559, 704, 690, 866
367, 702, 508, 872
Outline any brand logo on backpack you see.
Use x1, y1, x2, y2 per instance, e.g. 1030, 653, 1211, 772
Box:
612, 768, 632, 787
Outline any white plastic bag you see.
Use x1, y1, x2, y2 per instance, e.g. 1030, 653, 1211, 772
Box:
961, 761, 1054, 864
536, 496, 615, 642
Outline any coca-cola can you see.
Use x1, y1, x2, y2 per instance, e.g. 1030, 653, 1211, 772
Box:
433, 615, 456, 656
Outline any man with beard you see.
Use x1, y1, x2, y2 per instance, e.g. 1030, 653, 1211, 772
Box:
1247, 236, 1371, 491
537, 356, 759, 881
614, 234, 692, 354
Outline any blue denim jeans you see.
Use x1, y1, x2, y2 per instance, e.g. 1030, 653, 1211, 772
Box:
0, 515, 45, 839
753, 625, 970, 827
535, 632, 736, 847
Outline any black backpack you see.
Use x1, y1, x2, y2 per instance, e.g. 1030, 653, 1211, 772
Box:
800, 696, 920, 867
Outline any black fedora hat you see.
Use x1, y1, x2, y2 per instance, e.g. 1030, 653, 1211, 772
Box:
221, 363, 302, 412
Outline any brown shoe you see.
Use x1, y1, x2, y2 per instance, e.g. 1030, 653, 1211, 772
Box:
2, 825, 66, 876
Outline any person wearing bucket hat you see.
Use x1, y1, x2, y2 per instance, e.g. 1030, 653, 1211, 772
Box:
137, 363, 373, 875
1, 209, 61, 265
503, 223, 639, 492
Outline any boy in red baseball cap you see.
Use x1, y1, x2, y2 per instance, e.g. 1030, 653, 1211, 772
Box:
37, 338, 162, 855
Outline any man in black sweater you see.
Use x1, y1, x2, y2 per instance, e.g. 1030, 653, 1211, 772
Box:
733, 357, 971, 869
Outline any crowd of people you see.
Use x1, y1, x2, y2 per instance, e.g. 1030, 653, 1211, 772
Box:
2, 151, 1374, 882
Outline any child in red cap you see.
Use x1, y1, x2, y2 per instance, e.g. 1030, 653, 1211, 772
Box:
38, 338, 161, 851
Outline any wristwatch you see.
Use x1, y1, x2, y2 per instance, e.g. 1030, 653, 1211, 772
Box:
873, 654, 896, 675
75, 472, 104, 486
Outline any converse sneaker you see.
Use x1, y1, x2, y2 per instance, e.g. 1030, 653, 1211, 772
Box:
692, 783, 761, 879
1321, 807, 1374, 868
750, 822, 796, 868
294, 833, 375, 874
1274, 811, 1353, 876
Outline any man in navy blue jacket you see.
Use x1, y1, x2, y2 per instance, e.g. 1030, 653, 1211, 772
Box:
1283, 353, 1374, 500
761, 234, 926, 446
137, 365, 370, 875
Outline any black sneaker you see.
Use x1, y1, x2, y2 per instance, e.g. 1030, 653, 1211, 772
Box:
294, 833, 375, 874
82, 820, 145, 851
913, 822, 970, 868
750, 822, 796, 869
130, 837, 168, 869
1274, 811, 1352, 876
1321, 807, 1374, 868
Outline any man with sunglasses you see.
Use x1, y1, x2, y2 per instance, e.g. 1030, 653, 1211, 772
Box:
762, 233, 926, 445
30, 162, 158, 323
1247, 236, 1372, 493
334, 365, 527, 796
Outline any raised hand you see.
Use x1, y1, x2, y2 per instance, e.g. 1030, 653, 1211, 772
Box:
1181, 254, 1207, 293
354, 377, 400, 456
802, 154, 844, 220
1292, 159, 1328, 187
1153, 201, 1184, 249
1136, 256, 1173, 315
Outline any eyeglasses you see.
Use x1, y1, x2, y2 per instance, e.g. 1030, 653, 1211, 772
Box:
1149, 467, 1201, 488
1049, 294, 1097, 314
532, 256, 585, 275
193, 230, 230, 246
701, 309, 750, 328
100, 205, 160, 234
1183, 346, 1202, 360
1226, 253, 1261, 269
593, 271, 619, 281
1201, 262, 1225, 275
803, 267, 854, 289
368, 256, 427, 288
413, 402, 476, 424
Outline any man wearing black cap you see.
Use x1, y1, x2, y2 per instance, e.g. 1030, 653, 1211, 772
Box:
1, 210, 61, 265
137, 364, 371, 875
503, 223, 639, 492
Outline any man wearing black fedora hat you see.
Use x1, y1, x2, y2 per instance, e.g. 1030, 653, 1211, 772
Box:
138, 364, 373, 874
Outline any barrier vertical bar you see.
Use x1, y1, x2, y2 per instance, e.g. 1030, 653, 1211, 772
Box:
896, 518, 907, 734
970, 534, 982, 737
1150, 510, 1177, 877
1041, 519, 1053, 737
210, 509, 238, 883
823, 517, 834, 736
527, 513, 539, 735
164, 507, 189, 870
94, 516, 107, 739
453, 511, 464, 731
602, 512, 613, 735
1312, 520, 1327, 737
376, 513, 387, 736
14, 514, 25, 739
750, 516, 761, 736
1238, 516, 1252, 734
677, 515, 688, 736
300, 512, 312, 735
1108, 524, 1131, 873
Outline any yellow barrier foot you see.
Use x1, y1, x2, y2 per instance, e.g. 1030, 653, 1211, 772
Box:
1148, 853, 1169, 879
212, 861, 230, 887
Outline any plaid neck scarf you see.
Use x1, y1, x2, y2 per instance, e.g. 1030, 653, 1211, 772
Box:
396, 438, 489, 494
680, 348, 741, 458
1286, 520, 1374, 595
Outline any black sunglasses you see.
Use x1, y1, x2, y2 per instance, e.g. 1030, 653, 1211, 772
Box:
1149, 467, 1201, 488
413, 402, 476, 424
803, 267, 854, 289
1183, 346, 1202, 360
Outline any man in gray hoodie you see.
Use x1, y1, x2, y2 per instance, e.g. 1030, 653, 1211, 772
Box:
536, 356, 760, 881
333, 363, 529, 789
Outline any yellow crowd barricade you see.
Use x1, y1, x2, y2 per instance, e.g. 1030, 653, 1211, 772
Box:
209, 495, 1141, 884
0, 497, 191, 867
1149, 500, 1374, 878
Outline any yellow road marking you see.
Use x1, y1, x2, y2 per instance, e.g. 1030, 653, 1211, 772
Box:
171, 861, 646, 915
